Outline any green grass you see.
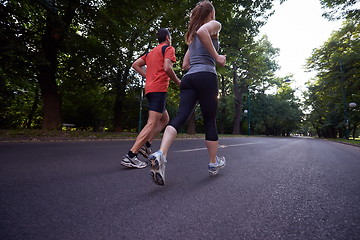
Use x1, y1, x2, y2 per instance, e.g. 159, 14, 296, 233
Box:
0, 129, 252, 141
328, 138, 360, 147
0, 129, 138, 140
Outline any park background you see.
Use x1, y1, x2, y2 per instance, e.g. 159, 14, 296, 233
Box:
1, 0, 359, 140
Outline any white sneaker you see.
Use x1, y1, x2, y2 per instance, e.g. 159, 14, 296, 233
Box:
208, 156, 226, 175
148, 150, 167, 186
121, 154, 147, 169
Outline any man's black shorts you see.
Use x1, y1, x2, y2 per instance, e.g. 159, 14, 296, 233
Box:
146, 92, 167, 113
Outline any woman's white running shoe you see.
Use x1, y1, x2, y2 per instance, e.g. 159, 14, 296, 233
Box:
148, 150, 167, 186
208, 156, 226, 175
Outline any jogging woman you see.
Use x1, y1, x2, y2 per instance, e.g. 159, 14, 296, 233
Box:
148, 0, 226, 186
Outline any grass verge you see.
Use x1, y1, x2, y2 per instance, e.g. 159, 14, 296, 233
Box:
0, 129, 256, 142
0, 129, 138, 140
327, 138, 360, 147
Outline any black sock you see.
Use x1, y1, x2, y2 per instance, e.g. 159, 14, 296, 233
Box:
146, 141, 151, 148
128, 151, 137, 158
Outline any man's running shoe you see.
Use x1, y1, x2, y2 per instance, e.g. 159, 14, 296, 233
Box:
208, 156, 226, 175
121, 154, 147, 169
139, 145, 152, 158
148, 150, 167, 186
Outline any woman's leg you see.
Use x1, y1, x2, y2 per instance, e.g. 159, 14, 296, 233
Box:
205, 140, 218, 163
159, 125, 177, 157
159, 77, 198, 157
197, 72, 219, 163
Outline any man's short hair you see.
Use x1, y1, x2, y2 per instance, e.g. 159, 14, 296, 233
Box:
157, 28, 170, 43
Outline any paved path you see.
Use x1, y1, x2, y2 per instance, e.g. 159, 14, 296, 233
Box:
1, 137, 360, 240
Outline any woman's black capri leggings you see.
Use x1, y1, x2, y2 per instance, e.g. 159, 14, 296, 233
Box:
169, 72, 218, 141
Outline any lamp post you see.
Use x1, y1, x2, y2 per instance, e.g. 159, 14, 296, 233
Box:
244, 109, 250, 136
349, 102, 357, 108
138, 66, 146, 133
247, 88, 251, 136
138, 86, 144, 133
349, 102, 357, 139
339, 60, 349, 139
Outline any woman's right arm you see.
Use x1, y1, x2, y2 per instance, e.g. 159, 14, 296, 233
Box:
182, 49, 190, 71
132, 58, 146, 78
196, 20, 226, 66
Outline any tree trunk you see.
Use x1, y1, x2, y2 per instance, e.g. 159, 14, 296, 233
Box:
316, 127, 321, 137
38, 16, 62, 130
353, 125, 357, 140
37, 1, 79, 130
113, 68, 129, 132
38, 64, 62, 130
265, 124, 270, 136
113, 46, 136, 132
26, 89, 40, 129
187, 111, 196, 135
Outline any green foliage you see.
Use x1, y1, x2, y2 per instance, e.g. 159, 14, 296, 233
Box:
249, 81, 303, 136
319, 0, 360, 20
0, 0, 43, 128
1, 0, 304, 135
305, 20, 360, 138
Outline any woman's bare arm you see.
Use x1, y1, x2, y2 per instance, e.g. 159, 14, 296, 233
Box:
196, 20, 226, 66
182, 49, 190, 71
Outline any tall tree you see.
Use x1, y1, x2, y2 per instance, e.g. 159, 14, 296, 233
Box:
1, 1, 43, 128
1, 0, 82, 130
305, 20, 360, 138
231, 36, 280, 134
2, 0, 293, 133
37, 0, 80, 130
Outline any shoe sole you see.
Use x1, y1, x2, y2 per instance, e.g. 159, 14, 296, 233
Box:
149, 155, 165, 186
121, 161, 147, 169
209, 169, 219, 175
120, 161, 133, 168
208, 163, 226, 175
149, 171, 165, 186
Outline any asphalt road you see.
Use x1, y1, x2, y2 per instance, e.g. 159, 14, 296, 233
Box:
1, 137, 360, 240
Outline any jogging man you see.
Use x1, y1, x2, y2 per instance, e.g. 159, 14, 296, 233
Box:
121, 28, 181, 168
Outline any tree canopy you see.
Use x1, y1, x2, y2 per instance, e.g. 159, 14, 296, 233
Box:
1, 0, 310, 137
305, 19, 360, 138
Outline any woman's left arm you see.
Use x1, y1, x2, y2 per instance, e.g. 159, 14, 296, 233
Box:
196, 20, 226, 66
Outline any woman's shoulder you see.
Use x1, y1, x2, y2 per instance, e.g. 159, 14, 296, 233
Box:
198, 20, 221, 35
204, 20, 221, 29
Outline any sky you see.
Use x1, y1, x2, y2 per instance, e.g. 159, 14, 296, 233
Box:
259, 0, 343, 95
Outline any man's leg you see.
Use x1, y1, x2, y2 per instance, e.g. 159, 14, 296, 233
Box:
138, 111, 169, 158
147, 110, 169, 144
130, 110, 163, 154
121, 92, 166, 168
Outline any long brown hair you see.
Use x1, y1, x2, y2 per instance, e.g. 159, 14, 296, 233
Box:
185, 1, 214, 45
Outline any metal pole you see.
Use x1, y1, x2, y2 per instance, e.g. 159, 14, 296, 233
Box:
138, 79, 144, 133
248, 88, 251, 136
340, 59, 349, 139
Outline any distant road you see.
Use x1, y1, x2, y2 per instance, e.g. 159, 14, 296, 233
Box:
1, 137, 359, 240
